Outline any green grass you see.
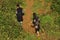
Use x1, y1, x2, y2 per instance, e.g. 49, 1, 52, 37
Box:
0, 0, 40, 40
0, 0, 60, 40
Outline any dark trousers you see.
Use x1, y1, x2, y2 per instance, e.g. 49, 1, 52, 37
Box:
35, 25, 40, 33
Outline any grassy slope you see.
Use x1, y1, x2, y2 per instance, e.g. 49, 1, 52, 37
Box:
33, 0, 60, 40
0, 0, 40, 40
0, 0, 60, 40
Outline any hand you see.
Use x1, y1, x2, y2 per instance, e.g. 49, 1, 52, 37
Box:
16, 11, 17, 14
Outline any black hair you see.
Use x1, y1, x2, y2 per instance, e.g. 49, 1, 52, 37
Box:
16, 4, 20, 7
33, 13, 36, 17
33, 13, 39, 21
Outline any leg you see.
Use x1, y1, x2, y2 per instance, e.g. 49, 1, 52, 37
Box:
20, 16, 23, 24
36, 28, 40, 37
37, 31, 40, 37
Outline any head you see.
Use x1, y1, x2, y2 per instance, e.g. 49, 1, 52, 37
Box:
16, 4, 20, 8
33, 13, 36, 17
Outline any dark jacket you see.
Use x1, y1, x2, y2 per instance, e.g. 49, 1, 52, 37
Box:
17, 7, 24, 16
16, 7, 24, 22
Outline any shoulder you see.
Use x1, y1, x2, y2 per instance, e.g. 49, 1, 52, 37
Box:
17, 7, 23, 10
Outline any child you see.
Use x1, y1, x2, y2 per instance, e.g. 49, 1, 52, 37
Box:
32, 13, 40, 36
16, 4, 24, 23
35, 17, 40, 36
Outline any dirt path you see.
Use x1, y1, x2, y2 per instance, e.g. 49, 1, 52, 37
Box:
22, 0, 35, 34
22, 0, 47, 38
22, 0, 55, 40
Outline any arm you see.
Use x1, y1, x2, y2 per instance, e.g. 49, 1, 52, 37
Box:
16, 8, 18, 14
16, 11, 17, 14
22, 8, 24, 15
38, 18, 40, 23
22, 9, 24, 13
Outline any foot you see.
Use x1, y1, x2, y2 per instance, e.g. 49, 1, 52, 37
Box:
37, 31, 40, 37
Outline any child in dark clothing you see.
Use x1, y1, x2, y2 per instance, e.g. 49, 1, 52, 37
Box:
16, 4, 24, 23
32, 13, 40, 36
